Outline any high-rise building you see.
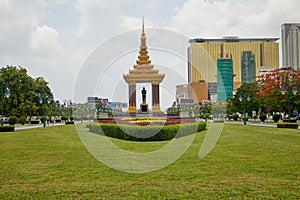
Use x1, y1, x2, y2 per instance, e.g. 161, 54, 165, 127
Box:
188, 36, 279, 86
258, 66, 276, 78
176, 84, 189, 104
282, 23, 300, 70
241, 51, 256, 84
217, 58, 233, 101
188, 81, 208, 103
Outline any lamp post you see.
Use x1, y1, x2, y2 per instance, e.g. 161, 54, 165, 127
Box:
281, 85, 297, 122
0, 87, 10, 126
40, 95, 51, 127
239, 95, 250, 125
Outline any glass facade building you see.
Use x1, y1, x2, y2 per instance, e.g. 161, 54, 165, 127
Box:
282, 23, 300, 70
241, 51, 256, 84
217, 58, 233, 101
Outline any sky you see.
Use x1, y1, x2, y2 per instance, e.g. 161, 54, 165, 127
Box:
1, 0, 300, 109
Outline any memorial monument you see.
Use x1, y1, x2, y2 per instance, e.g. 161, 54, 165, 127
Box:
123, 18, 165, 114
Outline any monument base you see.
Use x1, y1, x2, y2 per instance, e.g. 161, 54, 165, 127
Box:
140, 103, 149, 114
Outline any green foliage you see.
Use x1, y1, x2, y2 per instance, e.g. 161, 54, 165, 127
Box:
272, 114, 281, 123
70, 116, 74, 121
277, 122, 298, 129
0, 66, 55, 118
8, 116, 17, 125
227, 83, 259, 116
30, 120, 40, 124
18, 116, 27, 125
61, 116, 68, 121
197, 122, 206, 132
283, 118, 297, 123
232, 114, 239, 121
0, 125, 15, 132
65, 121, 75, 125
166, 106, 180, 115
259, 114, 267, 122
40, 116, 46, 123
89, 122, 206, 141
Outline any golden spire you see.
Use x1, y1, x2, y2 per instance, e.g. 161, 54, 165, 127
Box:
136, 17, 151, 65
142, 16, 145, 36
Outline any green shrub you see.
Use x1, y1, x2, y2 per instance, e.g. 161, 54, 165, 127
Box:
40, 117, 46, 123
8, 116, 18, 125
55, 119, 62, 123
277, 122, 298, 129
65, 121, 75, 125
18, 116, 27, 125
30, 120, 40, 124
89, 122, 206, 141
197, 122, 206, 132
61, 116, 68, 121
259, 114, 267, 122
232, 114, 239, 121
0, 126, 15, 132
70, 116, 74, 121
283, 118, 297, 123
272, 114, 281, 123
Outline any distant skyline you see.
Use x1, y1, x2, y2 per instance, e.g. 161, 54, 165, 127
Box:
1, 0, 300, 105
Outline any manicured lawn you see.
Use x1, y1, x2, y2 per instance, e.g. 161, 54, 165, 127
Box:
0, 124, 299, 199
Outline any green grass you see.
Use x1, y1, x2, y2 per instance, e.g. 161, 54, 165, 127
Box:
0, 124, 299, 199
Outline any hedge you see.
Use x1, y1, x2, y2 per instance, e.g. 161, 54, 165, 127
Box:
89, 122, 206, 141
65, 121, 75, 125
0, 126, 15, 132
283, 118, 297, 123
272, 114, 281, 123
30, 120, 40, 124
277, 122, 298, 129
8, 116, 18, 125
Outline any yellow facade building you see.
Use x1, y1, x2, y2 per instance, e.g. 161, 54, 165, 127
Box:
188, 37, 279, 86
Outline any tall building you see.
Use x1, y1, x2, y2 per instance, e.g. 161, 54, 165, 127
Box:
176, 84, 189, 103
258, 66, 276, 78
282, 23, 300, 70
217, 58, 233, 102
188, 81, 208, 103
188, 36, 279, 86
241, 51, 256, 84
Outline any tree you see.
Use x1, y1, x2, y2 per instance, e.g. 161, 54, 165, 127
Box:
0, 66, 56, 118
257, 69, 300, 116
227, 83, 260, 117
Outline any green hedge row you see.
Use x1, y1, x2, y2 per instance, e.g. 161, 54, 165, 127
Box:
30, 120, 40, 124
282, 118, 297, 123
0, 126, 15, 132
65, 121, 75, 125
89, 122, 206, 141
277, 122, 299, 129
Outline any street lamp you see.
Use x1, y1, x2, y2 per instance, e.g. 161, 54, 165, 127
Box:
0, 87, 10, 126
281, 85, 297, 122
40, 95, 51, 127
239, 95, 250, 125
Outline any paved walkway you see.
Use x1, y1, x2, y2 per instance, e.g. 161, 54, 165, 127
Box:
15, 123, 65, 130
225, 120, 300, 129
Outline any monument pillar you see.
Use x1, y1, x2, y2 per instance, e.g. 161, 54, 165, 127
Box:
128, 83, 136, 113
152, 83, 161, 113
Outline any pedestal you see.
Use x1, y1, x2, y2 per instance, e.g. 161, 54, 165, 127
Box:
140, 104, 149, 113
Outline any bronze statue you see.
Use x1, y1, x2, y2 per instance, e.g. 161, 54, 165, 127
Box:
141, 87, 146, 104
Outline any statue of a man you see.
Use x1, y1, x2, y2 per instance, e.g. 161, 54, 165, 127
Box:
141, 87, 146, 104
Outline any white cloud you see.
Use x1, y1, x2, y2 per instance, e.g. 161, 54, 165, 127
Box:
169, 0, 300, 38
30, 25, 62, 55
